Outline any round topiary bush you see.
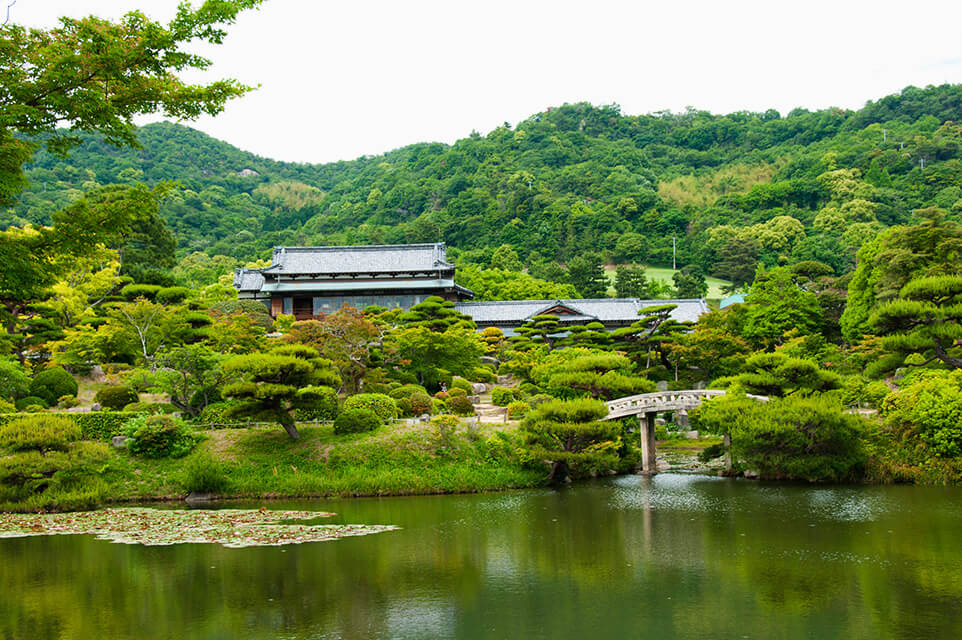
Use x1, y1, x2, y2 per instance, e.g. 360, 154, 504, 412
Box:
120, 284, 162, 300
490, 387, 516, 407
292, 386, 339, 421
29, 367, 78, 406
333, 408, 381, 435
472, 367, 497, 384
155, 286, 191, 304
0, 415, 81, 452
15, 396, 48, 411
388, 384, 428, 400
95, 385, 139, 411
448, 395, 475, 416
449, 377, 472, 393
395, 397, 413, 417
342, 393, 398, 423
410, 392, 433, 416
448, 388, 467, 399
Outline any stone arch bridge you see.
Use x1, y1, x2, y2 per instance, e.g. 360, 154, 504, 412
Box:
604, 390, 769, 474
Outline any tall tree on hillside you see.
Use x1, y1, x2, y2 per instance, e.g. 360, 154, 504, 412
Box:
842, 208, 962, 343
567, 253, 608, 298
614, 265, 649, 298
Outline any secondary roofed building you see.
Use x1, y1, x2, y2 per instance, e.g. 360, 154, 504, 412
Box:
455, 298, 710, 336
233, 242, 709, 326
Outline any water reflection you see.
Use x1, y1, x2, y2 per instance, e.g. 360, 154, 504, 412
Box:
1, 476, 962, 639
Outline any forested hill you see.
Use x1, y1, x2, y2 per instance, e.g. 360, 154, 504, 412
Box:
5, 84, 962, 283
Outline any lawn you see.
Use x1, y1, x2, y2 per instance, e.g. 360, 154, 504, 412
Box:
604, 265, 731, 299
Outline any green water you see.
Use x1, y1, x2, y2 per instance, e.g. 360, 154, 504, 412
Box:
3, 474, 962, 639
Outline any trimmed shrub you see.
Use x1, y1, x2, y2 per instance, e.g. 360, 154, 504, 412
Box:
0, 412, 138, 441
74, 412, 139, 440
342, 393, 398, 422
120, 284, 162, 300
431, 398, 446, 414
0, 400, 14, 414
410, 392, 434, 416
491, 387, 516, 407
292, 386, 339, 421
124, 415, 200, 459
95, 385, 139, 411
449, 378, 472, 393
333, 408, 381, 435
472, 367, 497, 384
15, 396, 48, 411
448, 388, 467, 399
29, 367, 78, 405
395, 397, 413, 417
448, 395, 475, 416
507, 401, 531, 419
156, 286, 191, 304
364, 382, 393, 395
388, 384, 428, 400
0, 415, 81, 453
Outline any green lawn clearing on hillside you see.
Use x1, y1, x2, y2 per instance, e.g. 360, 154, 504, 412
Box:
604, 265, 731, 299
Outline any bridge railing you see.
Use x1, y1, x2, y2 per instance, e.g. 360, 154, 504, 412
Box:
604, 389, 768, 419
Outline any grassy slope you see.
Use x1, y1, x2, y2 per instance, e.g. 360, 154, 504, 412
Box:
604, 265, 732, 299
103, 422, 542, 505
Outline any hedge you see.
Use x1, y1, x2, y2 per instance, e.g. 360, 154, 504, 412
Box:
0, 412, 142, 441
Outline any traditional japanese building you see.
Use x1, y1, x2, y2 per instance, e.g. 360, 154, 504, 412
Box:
233, 242, 710, 328
234, 243, 474, 320
453, 298, 710, 336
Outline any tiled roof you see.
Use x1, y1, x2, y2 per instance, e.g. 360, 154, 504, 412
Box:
233, 269, 266, 292
454, 298, 709, 325
260, 243, 453, 275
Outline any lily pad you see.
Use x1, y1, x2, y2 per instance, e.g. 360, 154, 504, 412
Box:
0, 508, 398, 548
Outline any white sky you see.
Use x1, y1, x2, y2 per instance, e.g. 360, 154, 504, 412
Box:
9, 0, 962, 164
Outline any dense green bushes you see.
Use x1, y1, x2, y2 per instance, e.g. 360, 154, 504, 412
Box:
15, 396, 47, 411
333, 408, 381, 435
0, 415, 111, 512
491, 387, 517, 406
0, 412, 138, 440
341, 394, 397, 422
880, 370, 962, 458
95, 385, 139, 410
28, 367, 78, 406
292, 386, 339, 421
123, 415, 201, 458
448, 395, 475, 416
693, 394, 868, 481
520, 398, 622, 483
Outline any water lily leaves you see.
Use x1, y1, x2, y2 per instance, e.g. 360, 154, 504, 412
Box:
0, 508, 398, 548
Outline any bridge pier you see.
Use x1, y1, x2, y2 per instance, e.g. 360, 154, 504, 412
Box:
640, 411, 657, 475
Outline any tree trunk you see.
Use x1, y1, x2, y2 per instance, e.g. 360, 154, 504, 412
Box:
279, 415, 300, 440
934, 342, 962, 369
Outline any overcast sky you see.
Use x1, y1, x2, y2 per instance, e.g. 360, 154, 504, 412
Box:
10, 0, 962, 164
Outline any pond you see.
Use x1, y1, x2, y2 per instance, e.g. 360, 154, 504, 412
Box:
3, 474, 962, 639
